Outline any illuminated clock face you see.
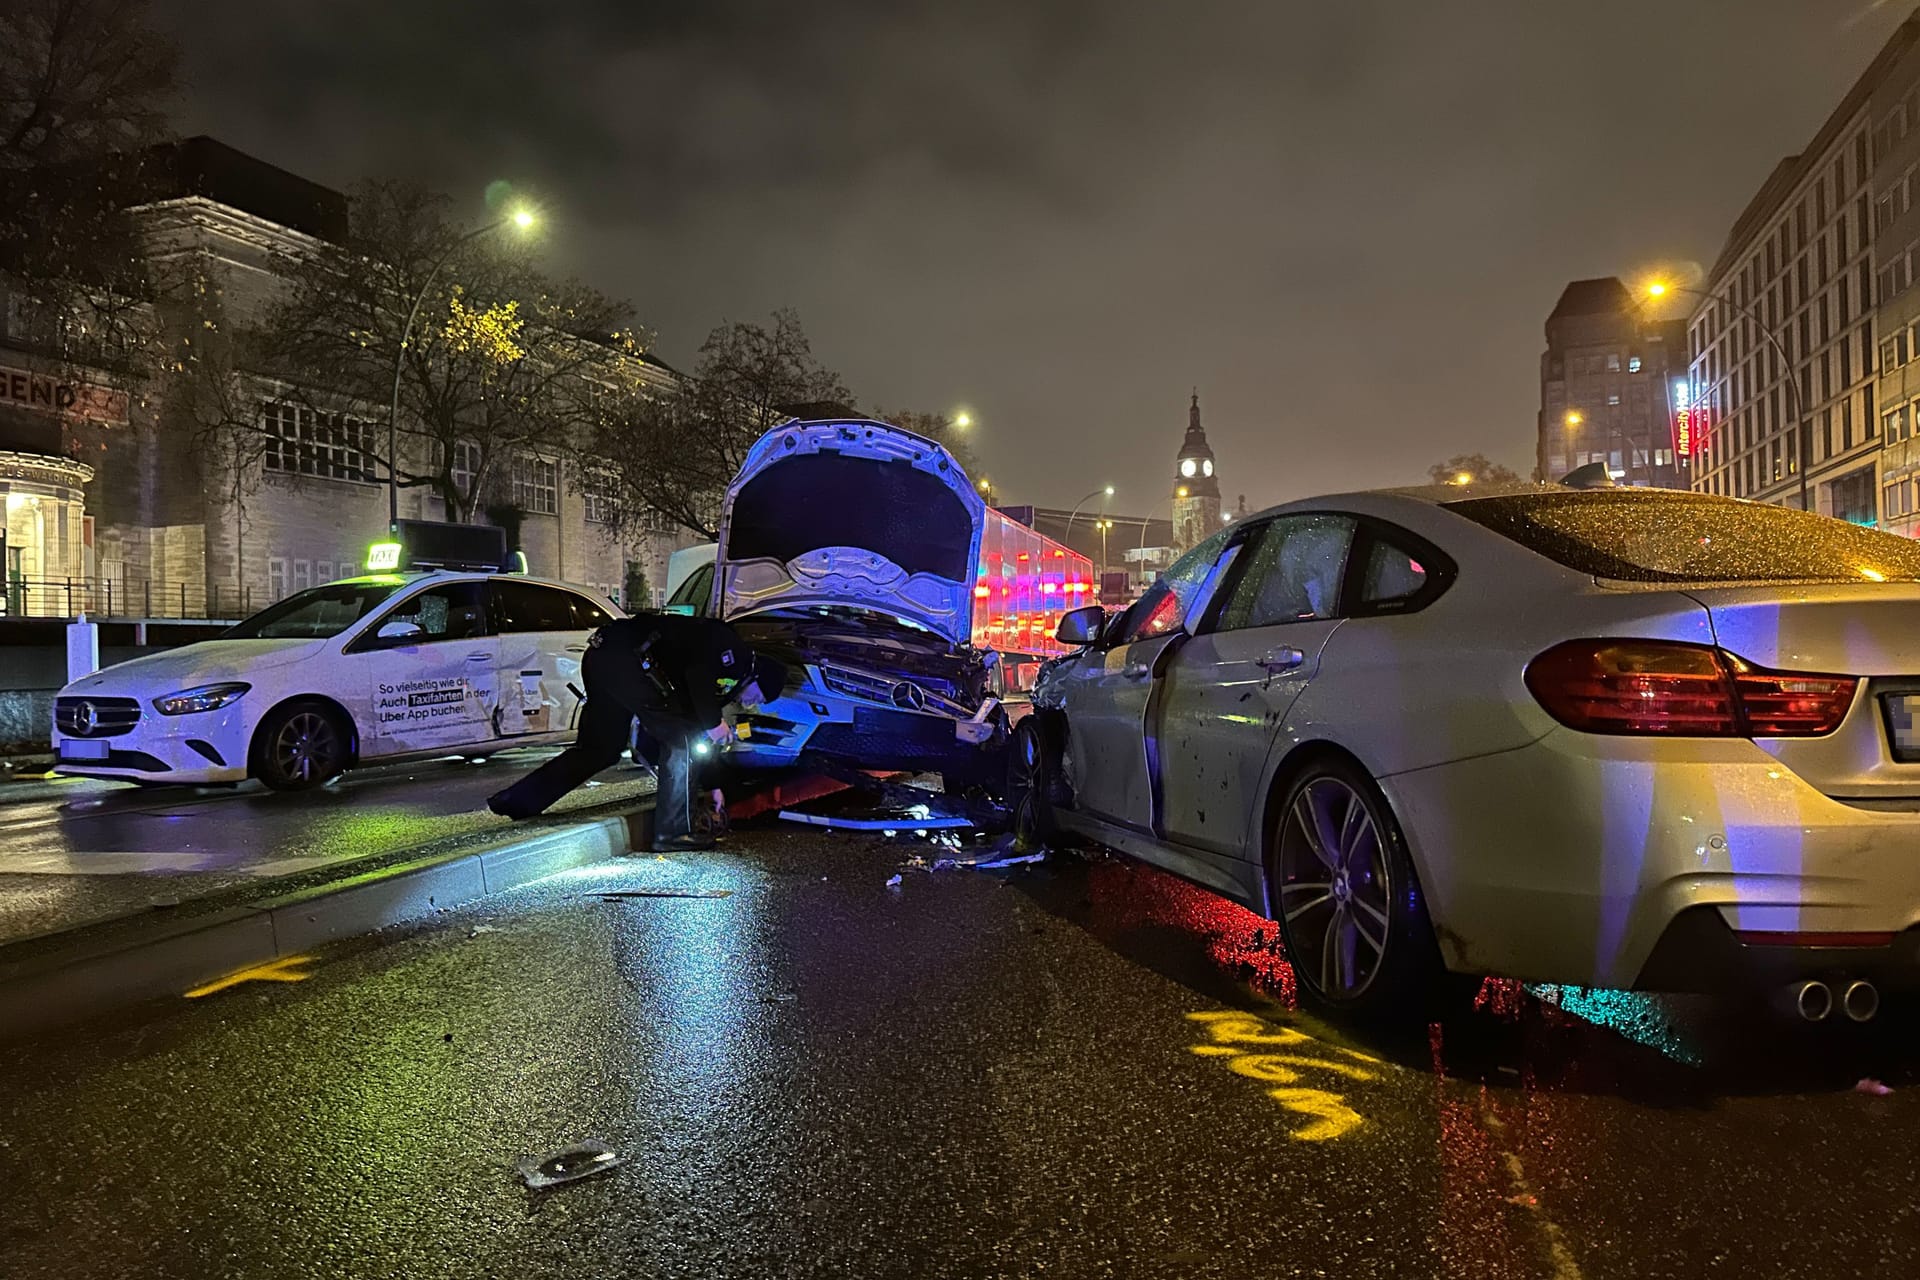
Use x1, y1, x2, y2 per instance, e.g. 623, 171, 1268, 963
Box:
1180, 458, 1198, 478
1202, 460, 1214, 477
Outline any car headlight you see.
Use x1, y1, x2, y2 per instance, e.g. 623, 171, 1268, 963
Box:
152, 682, 251, 716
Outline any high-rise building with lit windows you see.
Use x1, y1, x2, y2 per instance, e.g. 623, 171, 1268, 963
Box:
1535, 277, 1687, 489
1685, 13, 1918, 526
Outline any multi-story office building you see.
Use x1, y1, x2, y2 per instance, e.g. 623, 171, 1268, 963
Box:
1686, 14, 1917, 523
1536, 277, 1687, 488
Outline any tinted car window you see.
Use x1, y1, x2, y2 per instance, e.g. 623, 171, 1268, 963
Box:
1214, 515, 1354, 631
668, 563, 714, 614
225, 582, 403, 640
492, 581, 579, 632
1109, 527, 1232, 645
1358, 537, 1429, 606
569, 593, 614, 628
1448, 491, 1920, 583
373, 582, 490, 642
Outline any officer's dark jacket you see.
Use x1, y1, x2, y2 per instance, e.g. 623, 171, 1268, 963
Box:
592, 612, 752, 729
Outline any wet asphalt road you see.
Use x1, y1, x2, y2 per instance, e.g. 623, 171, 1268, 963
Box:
0, 752, 654, 943
4, 826, 1920, 1279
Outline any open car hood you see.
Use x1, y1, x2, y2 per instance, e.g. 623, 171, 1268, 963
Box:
714, 419, 985, 645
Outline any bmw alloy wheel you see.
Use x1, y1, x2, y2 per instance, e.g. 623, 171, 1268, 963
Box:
1276, 775, 1394, 1003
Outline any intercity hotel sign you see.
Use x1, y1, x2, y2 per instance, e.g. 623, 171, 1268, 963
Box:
0, 363, 129, 426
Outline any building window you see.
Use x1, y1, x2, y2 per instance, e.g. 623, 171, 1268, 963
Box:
261, 402, 377, 483
1885, 480, 1915, 520
1606, 394, 1621, 406
449, 439, 481, 501
641, 507, 676, 534
512, 454, 558, 515
1627, 355, 1642, 373
1831, 467, 1878, 526
1655, 448, 1674, 467
581, 468, 618, 525
1605, 353, 1621, 372
292, 559, 312, 593
268, 557, 289, 602
1886, 406, 1909, 442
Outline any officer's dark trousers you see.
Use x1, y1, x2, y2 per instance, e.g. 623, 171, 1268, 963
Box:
490, 644, 697, 838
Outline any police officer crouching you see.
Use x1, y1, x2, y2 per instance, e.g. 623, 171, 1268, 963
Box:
487, 612, 786, 852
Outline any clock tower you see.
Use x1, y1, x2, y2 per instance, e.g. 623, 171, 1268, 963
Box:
1172, 390, 1221, 553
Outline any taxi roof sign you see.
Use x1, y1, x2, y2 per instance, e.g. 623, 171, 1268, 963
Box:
382, 520, 511, 573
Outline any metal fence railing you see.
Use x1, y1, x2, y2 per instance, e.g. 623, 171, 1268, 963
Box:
0, 577, 247, 622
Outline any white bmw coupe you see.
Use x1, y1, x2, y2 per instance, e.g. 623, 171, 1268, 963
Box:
1018, 483, 1920, 1020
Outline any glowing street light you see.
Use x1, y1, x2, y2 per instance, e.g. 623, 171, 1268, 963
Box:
954, 411, 972, 429
1635, 270, 1807, 509
1064, 485, 1116, 544
1565, 410, 1584, 427
1453, 472, 1473, 486
385, 204, 542, 530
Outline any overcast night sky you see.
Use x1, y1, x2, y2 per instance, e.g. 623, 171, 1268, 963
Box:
153, 0, 1906, 514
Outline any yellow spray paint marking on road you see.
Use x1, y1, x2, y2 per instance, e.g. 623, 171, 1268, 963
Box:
184, 955, 315, 998
1186, 1010, 1380, 1141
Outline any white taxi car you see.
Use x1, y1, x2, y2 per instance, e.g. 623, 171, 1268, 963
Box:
52, 571, 620, 790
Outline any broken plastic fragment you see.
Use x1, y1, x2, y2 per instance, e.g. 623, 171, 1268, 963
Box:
885, 874, 903, 888
968, 852, 1046, 870
516, 1140, 623, 1190
1855, 1078, 1894, 1096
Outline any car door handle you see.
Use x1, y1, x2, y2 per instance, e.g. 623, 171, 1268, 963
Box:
1258, 647, 1306, 673
466, 652, 491, 662
565, 645, 587, 654
1120, 664, 1151, 680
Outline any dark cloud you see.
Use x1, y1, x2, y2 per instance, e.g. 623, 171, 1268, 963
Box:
155, 0, 1906, 512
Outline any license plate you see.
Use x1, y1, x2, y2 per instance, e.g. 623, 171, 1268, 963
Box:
1883, 694, 1920, 762
59, 740, 109, 761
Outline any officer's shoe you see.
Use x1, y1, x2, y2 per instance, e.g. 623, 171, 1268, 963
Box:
651, 832, 716, 853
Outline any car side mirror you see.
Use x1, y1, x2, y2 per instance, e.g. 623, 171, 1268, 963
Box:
375, 619, 424, 643
1056, 605, 1106, 647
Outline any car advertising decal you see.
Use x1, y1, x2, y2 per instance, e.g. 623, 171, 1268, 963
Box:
374, 676, 486, 737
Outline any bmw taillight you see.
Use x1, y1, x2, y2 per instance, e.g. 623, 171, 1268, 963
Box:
1526, 640, 1857, 738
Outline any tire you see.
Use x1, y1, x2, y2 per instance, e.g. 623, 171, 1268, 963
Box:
1005, 718, 1059, 852
252, 701, 352, 792
1268, 755, 1439, 1018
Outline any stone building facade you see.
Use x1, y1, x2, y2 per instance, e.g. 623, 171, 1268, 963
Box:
0, 138, 699, 622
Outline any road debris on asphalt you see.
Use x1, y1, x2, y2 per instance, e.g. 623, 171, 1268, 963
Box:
1855, 1078, 1894, 1096
885, 874, 904, 888
516, 1140, 624, 1190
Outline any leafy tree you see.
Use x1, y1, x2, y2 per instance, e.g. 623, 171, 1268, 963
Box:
622, 562, 652, 610
596, 308, 851, 539
0, 0, 176, 168
249, 181, 656, 522
1427, 453, 1523, 487
0, 0, 180, 374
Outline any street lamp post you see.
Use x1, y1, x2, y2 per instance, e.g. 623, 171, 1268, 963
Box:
1062, 485, 1115, 549
386, 207, 537, 532
1644, 280, 1808, 511
1096, 519, 1114, 577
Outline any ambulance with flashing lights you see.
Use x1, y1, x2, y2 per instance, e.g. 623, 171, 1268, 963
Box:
49, 523, 620, 790
662, 418, 1096, 790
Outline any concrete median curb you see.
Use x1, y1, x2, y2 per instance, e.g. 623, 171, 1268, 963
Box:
0, 810, 649, 1041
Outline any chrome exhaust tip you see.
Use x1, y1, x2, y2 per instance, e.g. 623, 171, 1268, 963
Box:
1780, 979, 1833, 1022
1842, 979, 1880, 1023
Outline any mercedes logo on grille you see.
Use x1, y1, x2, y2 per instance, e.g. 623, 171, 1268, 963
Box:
75, 701, 98, 735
